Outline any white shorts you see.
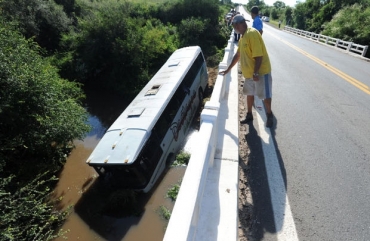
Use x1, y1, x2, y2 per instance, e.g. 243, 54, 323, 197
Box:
242, 73, 272, 99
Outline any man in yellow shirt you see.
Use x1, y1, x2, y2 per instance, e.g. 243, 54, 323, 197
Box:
220, 14, 273, 128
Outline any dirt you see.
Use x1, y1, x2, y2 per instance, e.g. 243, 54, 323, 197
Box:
207, 67, 255, 241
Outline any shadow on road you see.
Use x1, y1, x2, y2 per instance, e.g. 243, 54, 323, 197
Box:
239, 115, 288, 241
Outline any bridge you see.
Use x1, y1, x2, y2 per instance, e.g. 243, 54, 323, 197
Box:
164, 6, 370, 241
163, 30, 244, 241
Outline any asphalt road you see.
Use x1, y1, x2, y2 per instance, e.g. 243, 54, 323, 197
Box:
240, 8, 370, 241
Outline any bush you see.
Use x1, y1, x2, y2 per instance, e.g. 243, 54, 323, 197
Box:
0, 24, 90, 177
0, 23, 89, 241
0, 173, 70, 241
0, 0, 74, 52
322, 3, 370, 47
64, 2, 178, 97
172, 151, 191, 166
167, 184, 180, 201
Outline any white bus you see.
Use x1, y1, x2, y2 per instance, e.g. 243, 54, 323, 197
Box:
86, 46, 208, 193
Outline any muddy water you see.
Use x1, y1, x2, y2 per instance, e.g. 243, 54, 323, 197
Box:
53, 89, 189, 241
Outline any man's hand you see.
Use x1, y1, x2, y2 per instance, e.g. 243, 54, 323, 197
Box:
219, 69, 229, 76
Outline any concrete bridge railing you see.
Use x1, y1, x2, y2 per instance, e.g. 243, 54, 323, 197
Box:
163, 32, 237, 241
284, 26, 368, 57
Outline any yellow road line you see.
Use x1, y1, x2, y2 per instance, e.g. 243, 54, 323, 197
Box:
269, 33, 370, 95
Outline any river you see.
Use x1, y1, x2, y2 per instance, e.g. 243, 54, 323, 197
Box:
52, 88, 194, 241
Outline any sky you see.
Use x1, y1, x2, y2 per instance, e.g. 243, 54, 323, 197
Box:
234, 0, 303, 7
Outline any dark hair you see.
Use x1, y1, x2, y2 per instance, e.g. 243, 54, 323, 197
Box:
251, 6, 259, 14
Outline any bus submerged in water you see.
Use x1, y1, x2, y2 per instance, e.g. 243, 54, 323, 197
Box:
86, 46, 208, 193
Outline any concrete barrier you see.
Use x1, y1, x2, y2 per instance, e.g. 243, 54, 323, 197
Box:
284, 26, 368, 57
163, 32, 237, 241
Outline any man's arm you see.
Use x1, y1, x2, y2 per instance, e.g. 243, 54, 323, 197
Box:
219, 51, 240, 75
253, 56, 262, 81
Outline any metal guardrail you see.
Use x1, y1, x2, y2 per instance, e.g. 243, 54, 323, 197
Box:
284, 26, 369, 57
163, 34, 236, 241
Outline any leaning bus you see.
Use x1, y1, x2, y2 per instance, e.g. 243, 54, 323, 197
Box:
86, 46, 208, 193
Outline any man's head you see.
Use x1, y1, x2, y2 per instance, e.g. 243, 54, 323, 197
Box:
251, 6, 259, 19
231, 14, 249, 34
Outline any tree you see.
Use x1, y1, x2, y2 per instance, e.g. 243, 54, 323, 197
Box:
273, 1, 286, 8
0, 24, 90, 175
322, 3, 370, 48
0, 22, 90, 241
285, 6, 293, 24
0, 0, 74, 52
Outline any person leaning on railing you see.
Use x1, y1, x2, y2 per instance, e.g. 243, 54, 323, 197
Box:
220, 14, 274, 128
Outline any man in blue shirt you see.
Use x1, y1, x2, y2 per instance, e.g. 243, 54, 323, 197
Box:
251, 6, 263, 35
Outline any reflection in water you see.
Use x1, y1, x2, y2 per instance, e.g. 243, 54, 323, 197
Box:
87, 115, 107, 139
53, 88, 187, 241
53, 135, 185, 241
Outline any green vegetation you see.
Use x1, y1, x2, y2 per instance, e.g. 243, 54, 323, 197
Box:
0, 22, 90, 241
321, 3, 370, 46
0, 173, 70, 240
172, 151, 191, 166
159, 205, 171, 220
245, 0, 370, 57
0, 0, 233, 239
167, 184, 181, 201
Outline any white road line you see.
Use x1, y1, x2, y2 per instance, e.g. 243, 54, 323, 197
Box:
254, 98, 299, 241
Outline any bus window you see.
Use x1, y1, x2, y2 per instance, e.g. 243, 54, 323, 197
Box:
183, 53, 203, 88
164, 98, 180, 123
138, 137, 163, 176
153, 116, 168, 140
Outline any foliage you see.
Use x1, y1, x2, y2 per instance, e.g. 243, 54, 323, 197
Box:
291, 0, 370, 32
61, 1, 179, 97
0, 173, 70, 241
153, 0, 228, 56
270, 7, 279, 19
246, 0, 267, 13
273, 1, 285, 8
167, 184, 180, 201
159, 205, 171, 220
322, 4, 370, 48
55, 0, 228, 97
178, 17, 209, 47
0, 24, 90, 176
0, 0, 233, 239
0, 0, 74, 52
285, 6, 293, 25
172, 151, 191, 166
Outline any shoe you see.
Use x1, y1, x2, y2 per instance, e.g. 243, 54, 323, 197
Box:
240, 112, 253, 124
266, 112, 273, 128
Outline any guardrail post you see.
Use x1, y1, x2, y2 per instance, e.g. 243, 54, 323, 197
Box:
362, 46, 368, 57
347, 42, 353, 52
